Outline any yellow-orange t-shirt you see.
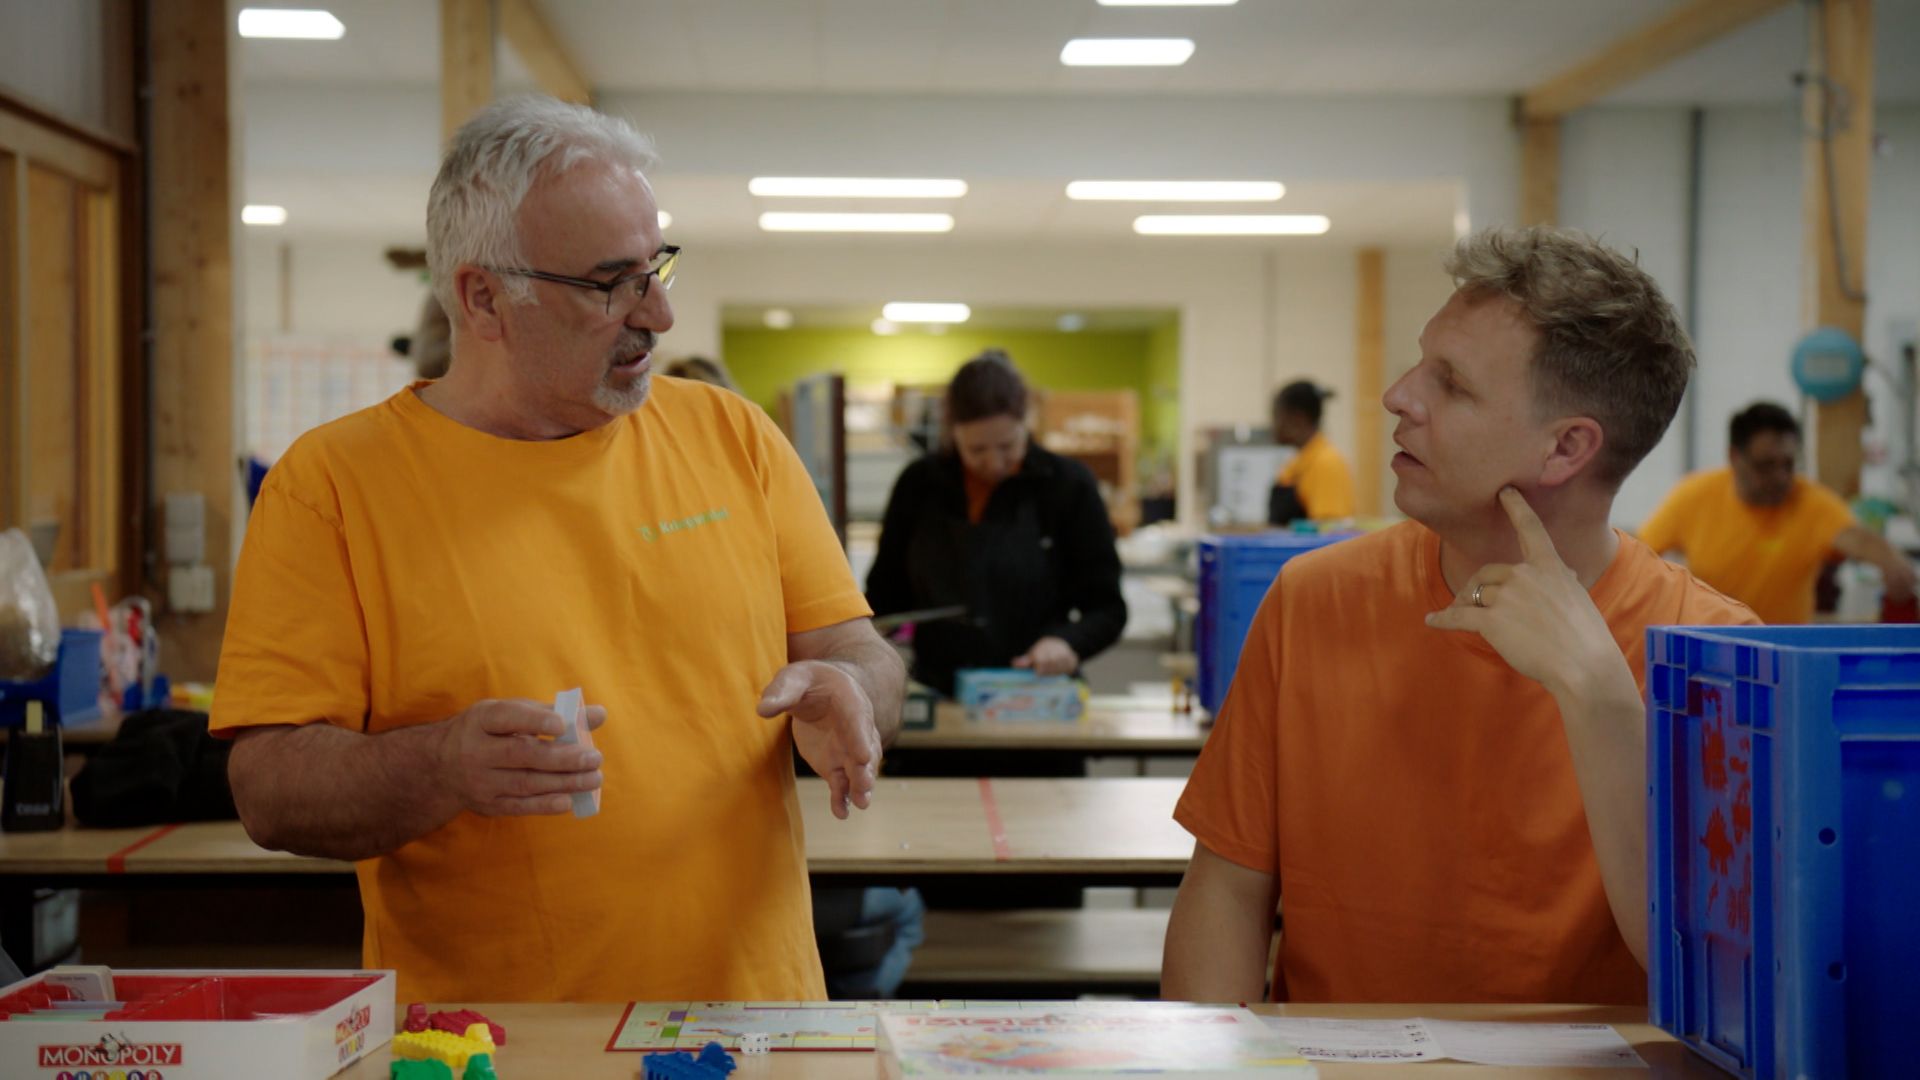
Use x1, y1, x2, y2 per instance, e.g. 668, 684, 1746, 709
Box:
1637, 468, 1855, 624
210, 377, 870, 1002
1174, 521, 1755, 1003
1275, 433, 1355, 521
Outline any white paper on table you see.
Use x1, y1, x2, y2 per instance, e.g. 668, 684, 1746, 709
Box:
1419, 1020, 1645, 1068
551, 687, 600, 818
1258, 1016, 1645, 1068
1256, 1018, 1444, 1062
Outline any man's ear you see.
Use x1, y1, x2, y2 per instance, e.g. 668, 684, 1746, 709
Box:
1539, 416, 1604, 489
453, 265, 509, 343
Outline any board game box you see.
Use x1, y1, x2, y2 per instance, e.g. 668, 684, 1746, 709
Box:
0, 966, 395, 1080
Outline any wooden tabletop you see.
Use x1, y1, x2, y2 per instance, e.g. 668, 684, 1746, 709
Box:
0, 777, 1193, 880
333, 1002, 1723, 1079
892, 699, 1208, 752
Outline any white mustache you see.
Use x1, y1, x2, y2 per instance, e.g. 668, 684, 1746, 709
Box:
610, 333, 656, 363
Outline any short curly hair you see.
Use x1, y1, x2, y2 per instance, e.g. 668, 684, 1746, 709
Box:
1446, 226, 1693, 487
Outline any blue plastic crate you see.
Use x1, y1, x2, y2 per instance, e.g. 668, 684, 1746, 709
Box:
1196, 532, 1352, 715
1647, 624, 1920, 1080
0, 628, 102, 728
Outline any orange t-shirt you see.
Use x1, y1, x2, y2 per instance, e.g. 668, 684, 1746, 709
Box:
963, 459, 1021, 524
1637, 468, 1855, 624
1174, 521, 1755, 1003
1275, 433, 1355, 521
211, 377, 870, 1003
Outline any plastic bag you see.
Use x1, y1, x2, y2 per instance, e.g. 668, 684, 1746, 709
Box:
0, 528, 61, 680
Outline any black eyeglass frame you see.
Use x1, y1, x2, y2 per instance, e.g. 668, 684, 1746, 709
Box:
489, 245, 681, 314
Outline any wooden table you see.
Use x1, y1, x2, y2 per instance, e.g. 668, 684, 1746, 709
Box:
332, 1002, 1723, 1079
0, 777, 1196, 963
894, 700, 1207, 754
0, 777, 1190, 883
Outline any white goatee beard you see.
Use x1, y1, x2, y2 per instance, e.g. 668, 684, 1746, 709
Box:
593, 369, 651, 415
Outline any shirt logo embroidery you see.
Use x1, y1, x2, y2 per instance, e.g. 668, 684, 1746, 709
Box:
636, 506, 731, 543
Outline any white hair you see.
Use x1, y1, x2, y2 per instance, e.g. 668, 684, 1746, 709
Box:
426, 95, 659, 315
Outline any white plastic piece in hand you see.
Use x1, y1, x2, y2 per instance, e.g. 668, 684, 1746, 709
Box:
551, 687, 600, 818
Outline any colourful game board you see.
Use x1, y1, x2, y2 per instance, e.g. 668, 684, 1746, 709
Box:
608, 1001, 1148, 1053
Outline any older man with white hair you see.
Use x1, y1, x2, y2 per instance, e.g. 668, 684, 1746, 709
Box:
213, 95, 903, 1003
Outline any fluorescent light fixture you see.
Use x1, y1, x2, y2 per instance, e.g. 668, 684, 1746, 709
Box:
749, 177, 967, 199
763, 308, 795, 330
759, 212, 954, 233
882, 302, 971, 324
1057, 313, 1087, 333
1067, 180, 1283, 202
1061, 38, 1194, 67
241, 204, 288, 226
238, 8, 345, 39
658, 210, 673, 229
1133, 214, 1330, 236
871, 318, 901, 336
1099, 0, 1236, 5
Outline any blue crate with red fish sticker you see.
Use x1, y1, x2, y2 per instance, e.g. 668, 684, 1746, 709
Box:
1647, 624, 1920, 1080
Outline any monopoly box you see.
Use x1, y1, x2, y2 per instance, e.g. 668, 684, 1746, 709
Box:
0, 967, 395, 1079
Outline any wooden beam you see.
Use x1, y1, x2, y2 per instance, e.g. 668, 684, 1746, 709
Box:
148, 0, 234, 680
1805, 0, 1874, 496
499, 0, 593, 105
1522, 0, 1791, 119
440, 0, 493, 145
1353, 249, 1385, 517
1520, 117, 1560, 226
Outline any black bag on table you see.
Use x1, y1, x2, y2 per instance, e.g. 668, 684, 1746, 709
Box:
69, 709, 237, 827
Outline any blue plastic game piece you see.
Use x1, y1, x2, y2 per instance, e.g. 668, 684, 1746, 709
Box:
641, 1040, 737, 1079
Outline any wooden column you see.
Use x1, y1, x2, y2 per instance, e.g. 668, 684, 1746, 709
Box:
1353, 249, 1385, 516
1522, 0, 1791, 119
1518, 0, 1791, 230
500, 0, 592, 105
441, 0, 493, 144
148, 0, 234, 680
1520, 118, 1560, 226
1804, 0, 1874, 496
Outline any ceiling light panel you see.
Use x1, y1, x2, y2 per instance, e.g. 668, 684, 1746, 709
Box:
238, 8, 345, 39
1132, 215, 1331, 236
1067, 181, 1284, 202
759, 213, 955, 233
749, 178, 967, 199
1060, 39, 1195, 67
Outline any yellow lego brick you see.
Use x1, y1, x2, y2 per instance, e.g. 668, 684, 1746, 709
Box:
463, 1022, 496, 1052
393, 1029, 491, 1071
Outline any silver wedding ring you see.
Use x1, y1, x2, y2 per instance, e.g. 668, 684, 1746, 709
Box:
1471, 583, 1486, 608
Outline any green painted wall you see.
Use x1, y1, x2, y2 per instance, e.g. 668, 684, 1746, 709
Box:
1144, 319, 1181, 492
721, 325, 1181, 462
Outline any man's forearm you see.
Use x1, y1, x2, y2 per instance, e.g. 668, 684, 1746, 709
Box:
826, 634, 906, 746
1551, 658, 1650, 969
1836, 526, 1916, 594
229, 721, 461, 862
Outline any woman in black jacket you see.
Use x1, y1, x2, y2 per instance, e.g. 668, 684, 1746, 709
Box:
867, 351, 1127, 696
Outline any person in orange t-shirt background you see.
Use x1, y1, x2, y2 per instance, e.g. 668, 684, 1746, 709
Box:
1638, 401, 1915, 624
1268, 380, 1354, 524
1163, 227, 1756, 1006
211, 96, 904, 1003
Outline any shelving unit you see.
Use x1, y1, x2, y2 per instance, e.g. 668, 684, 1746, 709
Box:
1036, 389, 1140, 536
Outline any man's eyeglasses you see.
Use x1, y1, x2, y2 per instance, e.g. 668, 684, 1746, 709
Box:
491, 245, 681, 315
